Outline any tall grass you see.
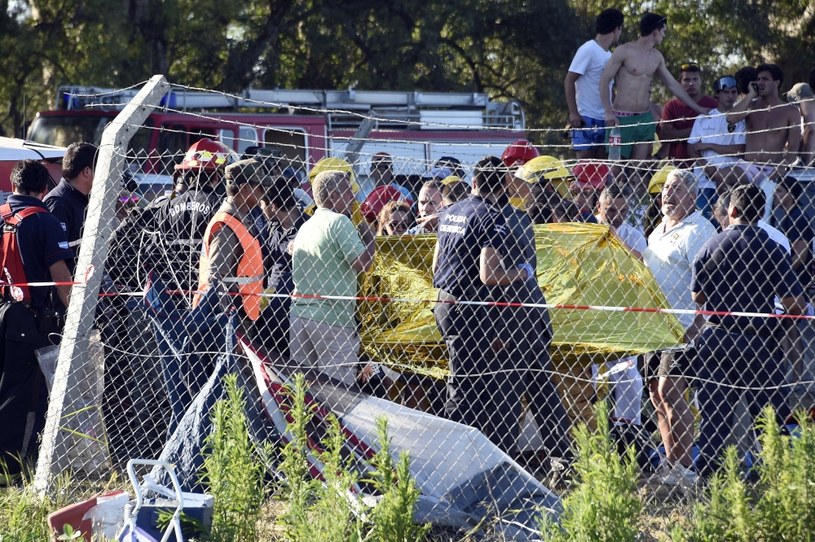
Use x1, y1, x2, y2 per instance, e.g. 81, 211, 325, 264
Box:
278, 373, 428, 542
540, 400, 642, 541
202, 373, 266, 541
365, 418, 431, 542
277, 373, 363, 541
676, 406, 815, 541
0, 471, 81, 542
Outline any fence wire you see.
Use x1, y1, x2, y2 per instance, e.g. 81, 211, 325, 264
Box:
7, 82, 815, 539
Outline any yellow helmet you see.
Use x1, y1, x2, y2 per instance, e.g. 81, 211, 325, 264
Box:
648, 164, 677, 195
441, 175, 462, 186
308, 157, 358, 192
514, 155, 571, 183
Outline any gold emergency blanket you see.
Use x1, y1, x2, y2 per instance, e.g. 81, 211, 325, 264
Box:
358, 223, 685, 378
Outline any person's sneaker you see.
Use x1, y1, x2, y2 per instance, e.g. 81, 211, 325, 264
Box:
657, 463, 698, 487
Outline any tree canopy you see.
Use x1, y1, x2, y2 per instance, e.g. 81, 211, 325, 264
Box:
2, 0, 813, 141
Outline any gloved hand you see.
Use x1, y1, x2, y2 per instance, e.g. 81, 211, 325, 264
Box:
517, 262, 536, 280
258, 287, 276, 311
267, 263, 283, 290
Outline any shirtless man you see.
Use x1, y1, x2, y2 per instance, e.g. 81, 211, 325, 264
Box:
599, 13, 709, 166
726, 64, 801, 218
726, 64, 801, 174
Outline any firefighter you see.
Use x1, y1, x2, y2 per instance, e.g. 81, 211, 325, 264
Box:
0, 160, 73, 478
153, 138, 233, 298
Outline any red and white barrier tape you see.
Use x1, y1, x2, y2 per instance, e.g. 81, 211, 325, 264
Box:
2, 273, 812, 321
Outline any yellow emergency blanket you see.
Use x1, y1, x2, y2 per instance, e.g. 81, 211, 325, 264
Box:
358, 222, 685, 378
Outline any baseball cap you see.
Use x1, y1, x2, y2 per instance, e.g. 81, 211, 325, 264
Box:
786, 83, 814, 103
225, 159, 266, 186
441, 175, 463, 186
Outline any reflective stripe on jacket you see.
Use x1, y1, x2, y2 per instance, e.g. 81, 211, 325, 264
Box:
195, 211, 263, 320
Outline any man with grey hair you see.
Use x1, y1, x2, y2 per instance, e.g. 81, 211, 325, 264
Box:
290, 170, 376, 386
642, 168, 717, 486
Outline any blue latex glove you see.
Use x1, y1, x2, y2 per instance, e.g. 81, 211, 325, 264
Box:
517, 262, 535, 280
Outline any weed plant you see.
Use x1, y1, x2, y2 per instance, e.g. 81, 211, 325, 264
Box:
0, 470, 78, 542
277, 373, 362, 540
365, 418, 431, 542
278, 373, 428, 542
202, 373, 266, 542
676, 406, 815, 541
540, 401, 642, 541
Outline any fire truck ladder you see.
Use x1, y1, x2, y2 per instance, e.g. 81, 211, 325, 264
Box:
55, 86, 525, 131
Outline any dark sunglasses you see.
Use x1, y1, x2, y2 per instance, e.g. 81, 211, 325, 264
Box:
681, 63, 700, 72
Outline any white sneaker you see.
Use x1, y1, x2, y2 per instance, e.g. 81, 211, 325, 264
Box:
658, 464, 698, 486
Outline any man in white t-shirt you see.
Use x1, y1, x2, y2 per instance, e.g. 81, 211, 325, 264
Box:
643, 169, 717, 485
564, 8, 624, 159
688, 75, 747, 219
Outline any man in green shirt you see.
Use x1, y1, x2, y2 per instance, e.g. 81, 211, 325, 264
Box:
290, 170, 375, 386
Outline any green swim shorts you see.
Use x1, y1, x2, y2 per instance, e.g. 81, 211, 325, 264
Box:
606, 111, 656, 159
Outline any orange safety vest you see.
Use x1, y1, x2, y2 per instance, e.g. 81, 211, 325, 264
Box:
194, 211, 264, 320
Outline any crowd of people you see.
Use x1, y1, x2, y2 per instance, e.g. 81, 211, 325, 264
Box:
1, 9, 814, 487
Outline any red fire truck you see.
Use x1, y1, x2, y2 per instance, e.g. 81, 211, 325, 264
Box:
27, 86, 527, 182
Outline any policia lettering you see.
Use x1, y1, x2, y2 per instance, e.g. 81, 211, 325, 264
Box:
433, 156, 533, 456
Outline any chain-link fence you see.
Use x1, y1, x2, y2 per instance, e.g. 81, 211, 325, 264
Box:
8, 79, 815, 538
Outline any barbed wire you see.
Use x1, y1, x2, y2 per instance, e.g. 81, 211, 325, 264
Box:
68, 81, 809, 140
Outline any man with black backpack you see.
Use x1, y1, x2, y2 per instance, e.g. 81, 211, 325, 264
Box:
0, 159, 73, 479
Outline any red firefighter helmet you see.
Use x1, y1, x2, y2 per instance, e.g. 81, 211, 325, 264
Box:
501, 139, 540, 167
174, 138, 232, 171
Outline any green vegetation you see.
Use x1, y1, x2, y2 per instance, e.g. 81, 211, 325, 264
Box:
540, 400, 642, 541
2, 1, 813, 139
5, 381, 814, 541
365, 418, 432, 542
202, 373, 267, 541
675, 406, 815, 542
278, 372, 429, 542
278, 373, 363, 540
0, 471, 79, 542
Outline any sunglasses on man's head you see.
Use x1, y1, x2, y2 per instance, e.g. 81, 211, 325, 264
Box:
715, 76, 738, 92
